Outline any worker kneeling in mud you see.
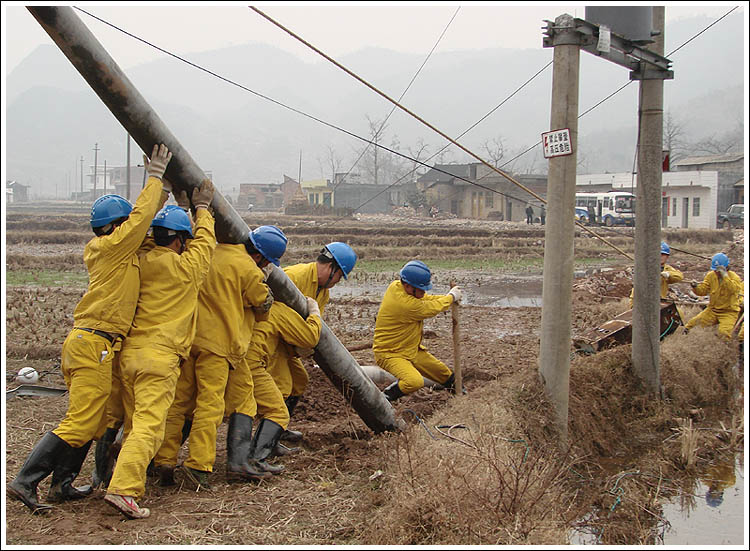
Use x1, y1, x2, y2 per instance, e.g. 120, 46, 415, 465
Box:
373, 260, 463, 402
684, 252, 743, 340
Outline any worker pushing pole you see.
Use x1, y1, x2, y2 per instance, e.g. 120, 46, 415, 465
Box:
28, 5, 402, 434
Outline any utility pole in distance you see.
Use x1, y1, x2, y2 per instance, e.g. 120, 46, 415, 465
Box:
80, 156, 84, 203
93, 142, 99, 199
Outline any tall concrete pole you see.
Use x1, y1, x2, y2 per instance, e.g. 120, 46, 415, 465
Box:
93, 142, 99, 198
28, 5, 402, 434
539, 13, 580, 443
631, 7, 665, 395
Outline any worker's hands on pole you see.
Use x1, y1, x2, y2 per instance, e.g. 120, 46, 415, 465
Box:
257, 287, 274, 313
448, 286, 463, 304
306, 297, 321, 318
174, 189, 191, 211
146, 144, 172, 183
192, 178, 214, 210
261, 263, 275, 281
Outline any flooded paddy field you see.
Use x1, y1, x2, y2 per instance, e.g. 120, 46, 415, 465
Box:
4, 206, 745, 545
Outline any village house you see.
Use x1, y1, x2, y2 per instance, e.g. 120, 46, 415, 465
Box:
672, 153, 744, 210
5, 181, 30, 203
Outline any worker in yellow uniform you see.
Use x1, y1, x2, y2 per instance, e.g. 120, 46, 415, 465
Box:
272, 242, 357, 441
154, 225, 287, 489
226, 297, 323, 478
373, 260, 463, 402
8, 145, 173, 514
103, 179, 216, 520
685, 252, 743, 339
629, 241, 683, 307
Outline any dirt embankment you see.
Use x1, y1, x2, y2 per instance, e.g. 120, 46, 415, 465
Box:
4, 212, 744, 545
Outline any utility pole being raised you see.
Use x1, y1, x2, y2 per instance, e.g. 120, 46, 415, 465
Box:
631, 7, 666, 395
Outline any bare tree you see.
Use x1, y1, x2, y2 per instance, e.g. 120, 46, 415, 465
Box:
317, 144, 342, 184
482, 136, 506, 167
663, 110, 688, 167
406, 138, 430, 182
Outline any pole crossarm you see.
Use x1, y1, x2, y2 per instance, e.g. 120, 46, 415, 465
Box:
543, 17, 674, 81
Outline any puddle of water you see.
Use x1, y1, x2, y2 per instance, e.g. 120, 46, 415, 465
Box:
660, 457, 745, 545
569, 456, 745, 545
332, 275, 545, 308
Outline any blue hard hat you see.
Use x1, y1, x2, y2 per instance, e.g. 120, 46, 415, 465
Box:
711, 252, 729, 270
400, 260, 432, 291
90, 194, 133, 229
660, 241, 670, 255
325, 242, 357, 279
151, 205, 193, 238
249, 225, 288, 266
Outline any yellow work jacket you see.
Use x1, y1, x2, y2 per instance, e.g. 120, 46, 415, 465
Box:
693, 270, 743, 313
191, 244, 270, 367
284, 262, 330, 313
373, 280, 454, 360
629, 263, 684, 304
125, 209, 216, 358
245, 301, 322, 370
73, 177, 166, 336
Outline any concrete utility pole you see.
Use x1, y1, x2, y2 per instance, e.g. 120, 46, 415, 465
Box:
539, 13, 580, 443
28, 5, 402, 434
103, 159, 107, 192
631, 7, 665, 395
93, 142, 99, 198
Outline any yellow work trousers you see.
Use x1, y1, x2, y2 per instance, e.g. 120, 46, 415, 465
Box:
376, 347, 452, 395
107, 346, 180, 499
104, 349, 125, 433
685, 308, 740, 339
224, 357, 255, 418
248, 362, 289, 428
53, 329, 114, 447
268, 348, 309, 399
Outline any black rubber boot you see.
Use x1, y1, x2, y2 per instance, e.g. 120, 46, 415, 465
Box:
47, 440, 94, 503
383, 381, 405, 402
281, 396, 303, 442
8, 431, 68, 513
226, 413, 270, 482
181, 417, 193, 444
441, 373, 467, 395
250, 419, 285, 474
92, 427, 119, 489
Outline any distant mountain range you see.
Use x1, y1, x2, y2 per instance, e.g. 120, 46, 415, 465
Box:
5, 12, 744, 198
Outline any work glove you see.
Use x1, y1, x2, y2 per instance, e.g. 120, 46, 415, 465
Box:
716, 266, 727, 279
293, 346, 315, 358
306, 297, 321, 319
258, 288, 274, 313
145, 144, 173, 182
690, 280, 700, 288
448, 286, 462, 304
174, 188, 191, 211
261, 263, 275, 281
192, 179, 214, 210
661, 271, 670, 279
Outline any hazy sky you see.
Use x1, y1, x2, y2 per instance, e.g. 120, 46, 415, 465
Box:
2, 2, 742, 74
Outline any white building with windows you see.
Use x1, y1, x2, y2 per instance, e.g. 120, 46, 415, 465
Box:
577, 171, 719, 229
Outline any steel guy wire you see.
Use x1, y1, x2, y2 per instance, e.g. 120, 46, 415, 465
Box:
331, 6, 461, 194
250, 5, 634, 259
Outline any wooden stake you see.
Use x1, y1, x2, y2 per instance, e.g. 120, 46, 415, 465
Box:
450, 278, 462, 395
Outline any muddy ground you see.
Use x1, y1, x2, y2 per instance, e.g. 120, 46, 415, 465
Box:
3, 207, 746, 545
